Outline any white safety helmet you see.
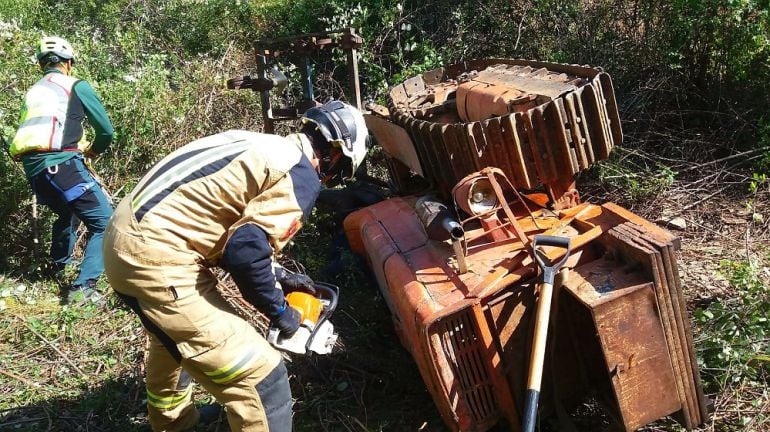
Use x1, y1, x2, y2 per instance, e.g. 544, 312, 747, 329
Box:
302, 101, 368, 180
36, 36, 75, 64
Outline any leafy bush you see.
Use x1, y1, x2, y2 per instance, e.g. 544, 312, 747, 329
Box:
695, 259, 769, 387
0, 2, 265, 273
0, 0, 767, 276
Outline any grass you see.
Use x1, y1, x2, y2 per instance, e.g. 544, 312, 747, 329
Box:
0, 278, 148, 430
1, 222, 767, 432
0, 163, 768, 432
0, 216, 446, 432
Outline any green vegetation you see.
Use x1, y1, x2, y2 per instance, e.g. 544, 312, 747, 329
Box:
696, 260, 769, 385
693, 258, 770, 430
1, 0, 768, 430
0, 279, 148, 430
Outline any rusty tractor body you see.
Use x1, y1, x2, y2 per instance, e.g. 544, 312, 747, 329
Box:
345, 59, 708, 431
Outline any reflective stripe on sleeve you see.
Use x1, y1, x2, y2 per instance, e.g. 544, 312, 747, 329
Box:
131, 140, 253, 220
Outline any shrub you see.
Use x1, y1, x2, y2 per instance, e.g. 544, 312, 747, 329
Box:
695, 259, 769, 387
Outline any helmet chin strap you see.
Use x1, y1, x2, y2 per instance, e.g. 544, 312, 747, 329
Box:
303, 124, 350, 185
319, 149, 346, 185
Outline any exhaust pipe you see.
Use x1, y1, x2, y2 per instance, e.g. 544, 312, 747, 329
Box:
415, 197, 467, 273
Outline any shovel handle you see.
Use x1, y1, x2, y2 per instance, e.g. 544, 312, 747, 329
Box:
522, 234, 571, 432
522, 280, 554, 432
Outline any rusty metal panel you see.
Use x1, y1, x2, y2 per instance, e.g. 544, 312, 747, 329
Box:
456, 80, 537, 121
452, 123, 483, 177
402, 74, 427, 98
481, 117, 515, 185
601, 222, 708, 429
611, 222, 706, 426
470, 121, 497, 170
486, 287, 535, 412
430, 310, 500, 428
603, 227, 693, 427
543, 100, 576, 175
515, 113, 539, 188
344, 195, 706, 432
579, 84, 612, 160
464, 123, 483, 169
598, 72, 623, 147
662, 245, 709, 422
526, 107, 557, 183
563, 257, 682, 431
415, 121, 438, 186
473, 64, 579, 101
500, 114, 535, 189
443, 123, 476, 184
422, 67, 446, 85
364, 114, 424, 177
386, 59, 624, 205
611, 223, 701, 426
554, 98, 581, 171
405, 117, 438, 187
427, 122, 458, 192
572, 86, 598, 164
391, 82, 408, 105
563, 92, 590, 169
431, 124, 465, 184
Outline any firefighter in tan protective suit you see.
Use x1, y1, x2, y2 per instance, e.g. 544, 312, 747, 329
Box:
103, 101, 368, 432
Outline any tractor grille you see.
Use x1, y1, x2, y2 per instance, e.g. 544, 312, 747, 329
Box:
435, 309, 498, 424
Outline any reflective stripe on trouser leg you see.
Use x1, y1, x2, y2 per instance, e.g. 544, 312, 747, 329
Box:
146, 334, 200, 432
178, 354, 291, 432
112, 293, 196, 431
173, 310, 286, 432
135, 266, 285, 431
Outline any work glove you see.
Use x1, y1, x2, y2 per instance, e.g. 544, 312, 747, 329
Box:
274, 266, 315, 293
272, 303, 301, 337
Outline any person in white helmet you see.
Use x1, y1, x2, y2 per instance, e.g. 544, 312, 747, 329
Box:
103, 101, 367, 432
8, 36, 114, 304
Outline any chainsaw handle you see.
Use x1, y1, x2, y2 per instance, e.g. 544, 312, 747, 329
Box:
532, 234, 571, 286
305, 282, 339, 353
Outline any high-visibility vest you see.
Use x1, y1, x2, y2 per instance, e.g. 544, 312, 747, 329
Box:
10, 73, 88, 158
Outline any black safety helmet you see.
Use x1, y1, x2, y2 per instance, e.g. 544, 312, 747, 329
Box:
301, 101, 368, 183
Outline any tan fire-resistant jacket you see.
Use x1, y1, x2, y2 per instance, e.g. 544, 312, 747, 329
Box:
119, 129, 320, 264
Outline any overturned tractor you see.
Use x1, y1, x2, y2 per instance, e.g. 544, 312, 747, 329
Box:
227, 35, 708, 431
344, 59, 708, 431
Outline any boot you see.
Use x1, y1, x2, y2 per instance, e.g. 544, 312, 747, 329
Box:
65, 279, 102, 305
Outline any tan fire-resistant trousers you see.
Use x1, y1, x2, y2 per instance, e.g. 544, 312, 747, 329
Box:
103, 200, 290, 432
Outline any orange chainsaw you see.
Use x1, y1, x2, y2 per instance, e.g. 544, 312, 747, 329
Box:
267, 282, 339, 355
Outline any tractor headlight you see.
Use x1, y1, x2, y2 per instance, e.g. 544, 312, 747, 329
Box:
454, 176, 499, 216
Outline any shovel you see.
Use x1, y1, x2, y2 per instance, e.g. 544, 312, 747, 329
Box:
522, 234, 571, 432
